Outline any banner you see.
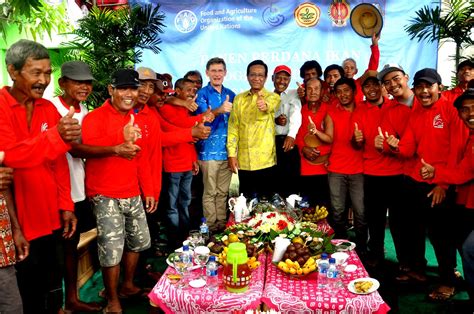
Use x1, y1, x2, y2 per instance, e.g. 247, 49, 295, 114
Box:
133, 0, 439, 92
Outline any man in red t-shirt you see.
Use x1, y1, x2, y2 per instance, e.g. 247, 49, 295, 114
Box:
82, 69, 155, 313
0, 39, 81, 314
385, 68, 466, 301
327, 77, 367, 254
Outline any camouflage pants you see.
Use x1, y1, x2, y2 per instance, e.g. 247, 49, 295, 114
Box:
91, 195, 151, 267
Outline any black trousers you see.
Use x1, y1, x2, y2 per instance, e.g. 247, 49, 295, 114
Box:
16, 230, 64, 314
364, 174, 405, 261
238, 166, 276, 200
274, 135, 301, 197
299, 174, 330, 209
402, 176, 457, 285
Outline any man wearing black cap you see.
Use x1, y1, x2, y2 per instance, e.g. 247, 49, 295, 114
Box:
443, 59, 473, 104
82, 69, 155, 313
384, 68, 468, 300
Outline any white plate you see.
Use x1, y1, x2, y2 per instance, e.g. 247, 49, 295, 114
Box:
189, 278, 206, 288
347, 277, 380, 294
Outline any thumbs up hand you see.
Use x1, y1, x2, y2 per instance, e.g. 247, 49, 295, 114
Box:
308, 116, 317, 134
220, 94, 233, 113
58, 106, 81, 142
354, 122, 363, 143
296, 82, 305, 99
420, 158, 435, 180
202, 105, 215, 123
192, 121, 211, 140
183, 95, 198, 112
123, 114, 141, 144
256, 91, 267, 111
374, 126, 385, 150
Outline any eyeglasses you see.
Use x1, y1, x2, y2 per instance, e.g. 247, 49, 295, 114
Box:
248, 73, 266, 79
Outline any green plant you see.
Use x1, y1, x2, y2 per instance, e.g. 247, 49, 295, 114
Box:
405, 0, 473, 73
63, 4, 165, 109
0, 0, 71, 41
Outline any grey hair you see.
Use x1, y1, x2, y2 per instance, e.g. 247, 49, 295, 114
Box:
342, 58, 357, 67
5, 39, 50, 70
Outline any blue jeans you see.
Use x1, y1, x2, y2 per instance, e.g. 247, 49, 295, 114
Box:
328, 172, 367, 251
165, 171, 193, 248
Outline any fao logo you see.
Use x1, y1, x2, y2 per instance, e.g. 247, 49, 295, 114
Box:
175, 10, 197, 33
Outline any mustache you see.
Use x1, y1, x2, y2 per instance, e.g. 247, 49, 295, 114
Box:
32, 84, 47, 90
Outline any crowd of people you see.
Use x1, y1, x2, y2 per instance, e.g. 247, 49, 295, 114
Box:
0, 34, 472, 314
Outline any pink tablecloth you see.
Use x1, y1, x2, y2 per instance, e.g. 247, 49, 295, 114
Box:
261, 250, 390, 314
148, 254, 266, 313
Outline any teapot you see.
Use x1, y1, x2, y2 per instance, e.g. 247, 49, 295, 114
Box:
228, 194, 255, 223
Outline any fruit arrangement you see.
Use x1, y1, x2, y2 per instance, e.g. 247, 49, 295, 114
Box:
277, 257, 316, 276
302, 205, 328, 223
216, 246, 261, 270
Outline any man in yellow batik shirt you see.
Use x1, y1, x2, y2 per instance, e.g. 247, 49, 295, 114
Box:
227, 59, 281, 199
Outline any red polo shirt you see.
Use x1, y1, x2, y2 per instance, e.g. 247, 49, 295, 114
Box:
82, 99, 153, 198
396, 96, 468, 184
134, 104, 162, 199
158, 104, 197, 172
0, 87, 73, 241
327, 102, 365, 174
359, 97, 411, 175
295, 102, 331, 175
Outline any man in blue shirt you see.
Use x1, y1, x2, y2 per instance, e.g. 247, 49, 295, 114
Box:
195, 57, 236, 233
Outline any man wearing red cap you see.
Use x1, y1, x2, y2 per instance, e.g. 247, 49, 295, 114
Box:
272, 65, 301, 196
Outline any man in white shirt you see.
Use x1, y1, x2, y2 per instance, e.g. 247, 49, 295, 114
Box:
272, 65, 302, 196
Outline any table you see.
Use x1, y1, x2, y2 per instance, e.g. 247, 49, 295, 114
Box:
148, 254, 266, 313
262, 249, 390, 313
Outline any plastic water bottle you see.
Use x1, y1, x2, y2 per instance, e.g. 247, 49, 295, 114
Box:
326, 257, 339, 294
182, 244, 193, 266
317, 253, 329, 288
200, 217, 210, 242
206, 255, 218, 291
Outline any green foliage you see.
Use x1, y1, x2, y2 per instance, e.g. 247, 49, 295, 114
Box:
0, 0, 71, 41
62, 4, 165, 109
405, 0, 474, 78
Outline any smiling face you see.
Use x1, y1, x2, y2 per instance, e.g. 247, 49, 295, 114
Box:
335, 83, 355, 106
343, 60, 358, 79
414, 81, 440, 107
176, 81, 195, 101
382, 71, 409, 98
206, 63, 226, 88
459, 98, 474, 130
137, 80, 155, 106
8, 57, 52, 100
59, 77, 92, 103
247, 64, 267, 92
273, 71, 291, 94
108, 86, 138, 114
362, 78, 382, 103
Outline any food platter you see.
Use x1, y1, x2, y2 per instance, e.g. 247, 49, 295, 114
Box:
347, 277, 380, 294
